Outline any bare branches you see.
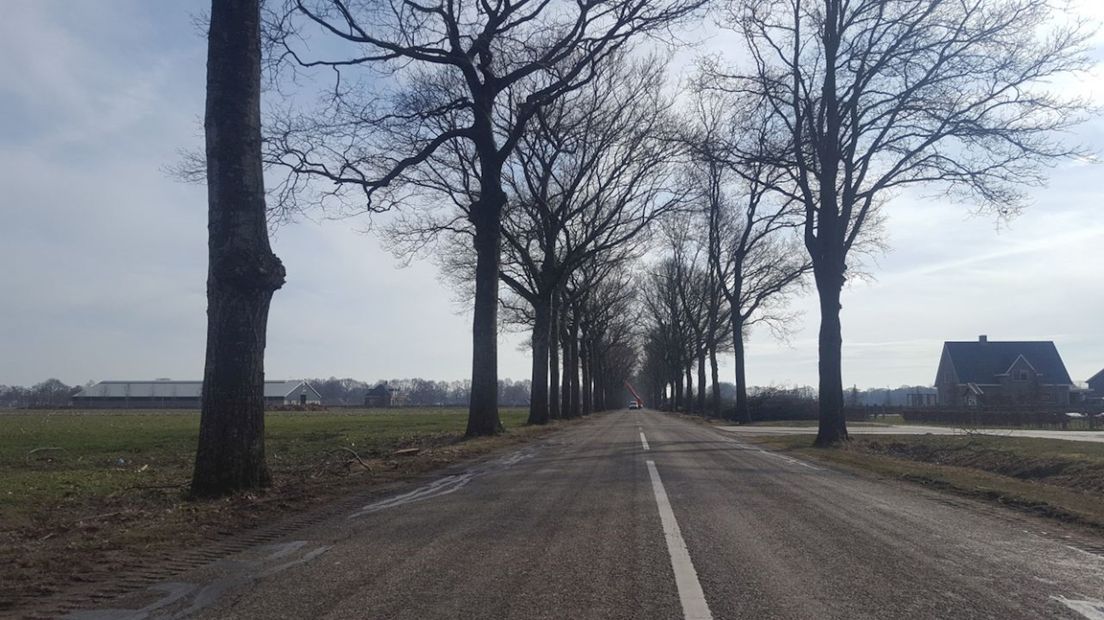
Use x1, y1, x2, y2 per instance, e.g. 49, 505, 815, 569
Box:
264, 0, 706, 217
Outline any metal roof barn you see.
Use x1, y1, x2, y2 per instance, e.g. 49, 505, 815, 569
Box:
71, 380, 322, 409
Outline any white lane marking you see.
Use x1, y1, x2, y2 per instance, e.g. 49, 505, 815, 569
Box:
755, 448, 824, 471
716, 436, 823, 471
646, 460, 714, 620
1053, 596, 1104, 620
640, 431, 651, 451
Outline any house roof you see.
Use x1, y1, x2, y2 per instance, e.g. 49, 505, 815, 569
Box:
74, 380, 318, 399
1088, 368, 1104, 384
366, 384, 391, 396
942, 341, 1073, 386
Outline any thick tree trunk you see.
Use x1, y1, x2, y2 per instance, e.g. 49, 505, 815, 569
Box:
814, 266, 848, 445
732, 314, 750, 424
548, 295, 561, 420
191, 0, 285, 498
812, 0, 848, 447
466, 178, 505, 436
527, 296, 552, 425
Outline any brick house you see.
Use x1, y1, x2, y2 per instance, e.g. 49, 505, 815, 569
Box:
934, 336, 1074, 407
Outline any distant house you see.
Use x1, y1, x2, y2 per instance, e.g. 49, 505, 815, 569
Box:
934, 336, 1074, 408
363, 382, 394, 408
72, 379, 322, 409
1088, 369, 1104, 396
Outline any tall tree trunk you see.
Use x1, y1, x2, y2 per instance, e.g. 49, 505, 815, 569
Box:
560, 310, 572, 419
527, 296, 552, 425
467, 184, 504, 436
192, 0, 285, 498
709, 341, 720, 419
568, 316, 581, 418
581, 341, 592, 415
812, 0, 847, 446
548, 294, 561, 420
696, 350, 706, 415
814, 266, 848, 445
463, 190, 503, 432
732, 313, 750, 424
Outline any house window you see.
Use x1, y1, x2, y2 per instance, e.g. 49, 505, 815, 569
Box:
1016, 370, 1030, 381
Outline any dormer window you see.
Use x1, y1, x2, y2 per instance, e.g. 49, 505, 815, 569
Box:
1016, 370, 1030, 381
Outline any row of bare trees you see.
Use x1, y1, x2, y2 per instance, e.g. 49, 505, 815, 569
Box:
191, 0, 1091, 495
407, 54, 682, 424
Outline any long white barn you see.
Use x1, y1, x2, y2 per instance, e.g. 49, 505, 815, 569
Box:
72, 380, 321, 409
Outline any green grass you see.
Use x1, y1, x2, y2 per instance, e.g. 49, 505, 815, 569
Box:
0, 408, 527, 513
749, 433, 1104, 530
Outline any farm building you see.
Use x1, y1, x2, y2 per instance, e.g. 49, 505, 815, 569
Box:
934, 336, 1074, 407
363, 382, 394, 408
72, 379, 322, 409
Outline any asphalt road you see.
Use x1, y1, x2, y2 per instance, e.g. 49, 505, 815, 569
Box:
69, 410, 1104, 620
717, 424, 1104, 443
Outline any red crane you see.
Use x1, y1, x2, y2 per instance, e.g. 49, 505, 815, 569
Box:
623, 381, 644, 409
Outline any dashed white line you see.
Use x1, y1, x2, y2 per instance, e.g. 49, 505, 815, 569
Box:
646, 460, 713, 620
640, 431, 651, 451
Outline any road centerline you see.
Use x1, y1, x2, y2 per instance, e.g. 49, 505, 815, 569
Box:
640, 431, 650, 451
645, 459, 713, 620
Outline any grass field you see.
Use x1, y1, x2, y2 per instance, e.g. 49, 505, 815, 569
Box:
749, 433, 1104, 530
1, 408, 528, 518
0, 407, 548, 610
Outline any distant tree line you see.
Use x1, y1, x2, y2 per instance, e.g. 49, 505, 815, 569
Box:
0, 377, 532, 409
307, 377, 531, 408
0, 379, 83, 408
846, 386, 938, 408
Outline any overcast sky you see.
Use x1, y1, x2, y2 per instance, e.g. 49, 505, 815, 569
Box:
2, 1, 1103, 390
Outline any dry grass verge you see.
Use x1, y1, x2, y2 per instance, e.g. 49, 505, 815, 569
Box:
748, 433, 1104, 531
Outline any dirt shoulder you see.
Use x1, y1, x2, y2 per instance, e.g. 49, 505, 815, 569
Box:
745, 433, 1104, 532
1, 409, 578, 614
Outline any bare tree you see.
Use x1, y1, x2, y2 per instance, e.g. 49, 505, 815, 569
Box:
686, 92, 810, 423
719, 0, 1093, 444
639, 257, 696, 410
266, 0, 704, 436
192, 0, 286, 497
